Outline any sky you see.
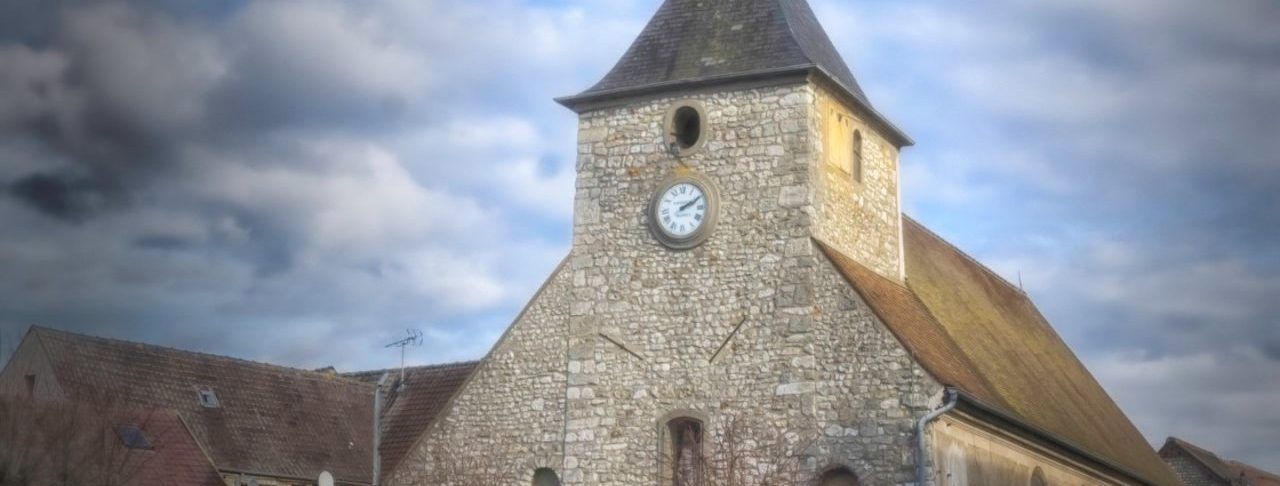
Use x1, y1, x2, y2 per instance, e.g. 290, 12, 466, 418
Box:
0, 0, 1276, 472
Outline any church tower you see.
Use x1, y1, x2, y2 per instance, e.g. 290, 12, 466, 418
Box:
559, 0, 912, 282
547, 0, 926, 484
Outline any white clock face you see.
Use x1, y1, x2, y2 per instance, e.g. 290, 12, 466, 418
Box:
655, 182, 708, 238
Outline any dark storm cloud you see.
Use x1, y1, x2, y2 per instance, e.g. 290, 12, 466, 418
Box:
1, 0, 1275, 471
0, 0, 610, 374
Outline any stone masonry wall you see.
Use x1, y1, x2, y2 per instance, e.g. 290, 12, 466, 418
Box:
808, 244, 944, 483
387, 265, 573, 485
561, 82, 941, 485
809, 85, 904, 282
1161, 451, 1230, 486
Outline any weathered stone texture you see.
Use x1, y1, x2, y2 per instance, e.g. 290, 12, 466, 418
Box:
810, 85, 904, 282
1161, 451, 1230, 486
388, 265, 573, 485
556, 83, 939, 485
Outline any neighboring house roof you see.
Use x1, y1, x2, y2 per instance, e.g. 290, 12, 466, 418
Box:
1160, 437, 1280, 486
344, 362, 479, 479
818, 217, 1182, 486
27, 327, 375, 485
0, 398, 223, 486
1233, 461, 1280, 486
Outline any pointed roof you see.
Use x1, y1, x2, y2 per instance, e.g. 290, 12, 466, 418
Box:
818, 217, 1183, 486
557, 0, 911, 145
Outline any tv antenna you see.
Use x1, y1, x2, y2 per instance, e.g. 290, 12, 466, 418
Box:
384, 329, 423, 385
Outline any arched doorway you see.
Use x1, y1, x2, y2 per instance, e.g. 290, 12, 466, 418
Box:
532, 468, 561, 486
819, 467, 860, 486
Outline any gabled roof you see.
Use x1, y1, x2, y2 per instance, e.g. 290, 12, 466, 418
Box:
0, 398, 223, 486
28, 327, 375, 484
818, 217, 1182, 486
556, 0, 912, 145
344, 362, 479, 479
1160, 437, 1280, 486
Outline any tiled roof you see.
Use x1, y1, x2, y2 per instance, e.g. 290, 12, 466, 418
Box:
0, 398, 223, 486
31, 327, 375, 484
576, 0, 866, 103
818, 217, 1182, 486
1231, 461, 1280, 486
1161, 437, 1280, 486
344, 362, 478, 479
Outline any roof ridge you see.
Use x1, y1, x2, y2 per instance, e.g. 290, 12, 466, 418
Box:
902, 215, 1027, 296
343, 360, 482, 377
33, 326, 372, 387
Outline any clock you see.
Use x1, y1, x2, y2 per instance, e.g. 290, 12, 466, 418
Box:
649, 175, 719, 249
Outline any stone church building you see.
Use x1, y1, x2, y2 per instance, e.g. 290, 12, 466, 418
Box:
385, 0, 1182, 485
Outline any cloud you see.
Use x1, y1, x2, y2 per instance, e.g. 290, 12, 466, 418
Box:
0, 0, 1277, 471
812, 0, 1280, 468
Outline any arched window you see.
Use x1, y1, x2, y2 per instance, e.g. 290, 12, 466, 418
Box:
663, 417, 705, 486
533, 468, 561, 486
819, 467, 860, 486
1028, 466, 1047, 486
851, 130, 864, 183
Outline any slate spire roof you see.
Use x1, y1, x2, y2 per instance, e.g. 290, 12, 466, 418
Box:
557, 0, 911, 144
580, 0, 865, 101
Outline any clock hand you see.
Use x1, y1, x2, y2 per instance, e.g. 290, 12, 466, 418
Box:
679, 195, 703, 212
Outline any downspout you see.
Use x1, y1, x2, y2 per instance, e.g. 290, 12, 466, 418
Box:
916, 388, 959, 486
373, 372, 390, 486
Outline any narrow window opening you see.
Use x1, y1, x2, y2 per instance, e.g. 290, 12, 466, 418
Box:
673, 107, 702, 149
1029, 466, 1048, 486
197, 387, 220, 408
116, 425, 152, 450
24, 374, 36, 398
533, 468, 562, 486
851, 130, 864, 183
819, 467, 860, 486
666, 418, 704, 486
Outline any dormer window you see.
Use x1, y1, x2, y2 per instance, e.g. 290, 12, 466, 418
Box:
197, 386, 220, 408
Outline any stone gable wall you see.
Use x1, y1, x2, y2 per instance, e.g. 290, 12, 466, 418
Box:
808, 247, 943, 484
1161, 451, 1231, 486
387, 266, 573, 485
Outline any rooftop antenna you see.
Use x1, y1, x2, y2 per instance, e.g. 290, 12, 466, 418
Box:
384, 329, 423, 385
1017, 271, 1025, 293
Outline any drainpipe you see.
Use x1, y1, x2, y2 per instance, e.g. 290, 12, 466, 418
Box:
916, 389, 959, 486
373, 372, 389, 486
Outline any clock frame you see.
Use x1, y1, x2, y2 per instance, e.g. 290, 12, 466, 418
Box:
648, 174, 720, 250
